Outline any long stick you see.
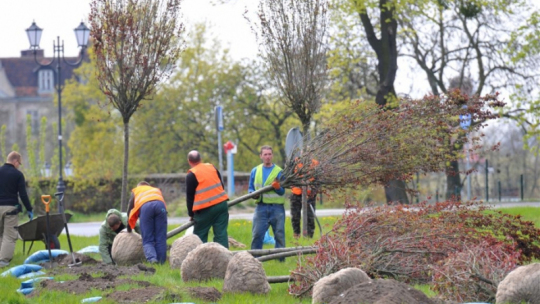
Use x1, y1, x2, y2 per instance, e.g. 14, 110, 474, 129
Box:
257, 248, 317, 262
167, 185, 275, 239
267, 275, 294, 283
232, 246, 316, 256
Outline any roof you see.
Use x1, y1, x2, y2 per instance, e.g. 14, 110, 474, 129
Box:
0, 49, 86, 97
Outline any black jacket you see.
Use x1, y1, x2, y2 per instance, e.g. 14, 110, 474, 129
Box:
0, 163, 33, 212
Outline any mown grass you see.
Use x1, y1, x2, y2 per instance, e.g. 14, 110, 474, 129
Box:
2, 206, 539, 303
1, 216, 339, 304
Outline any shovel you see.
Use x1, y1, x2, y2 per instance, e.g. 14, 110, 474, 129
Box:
40, 195, 54, 269
54, 192, 82, 267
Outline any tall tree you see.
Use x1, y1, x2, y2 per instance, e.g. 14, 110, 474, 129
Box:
397, 0, 539, 198
255, 0, 329, 139
90, 0, 184, 211
348, 0, 409, 204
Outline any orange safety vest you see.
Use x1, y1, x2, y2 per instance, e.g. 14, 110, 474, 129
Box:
128, 185, 166, 229
291, 159, 319, 196
189, 163, 229, 211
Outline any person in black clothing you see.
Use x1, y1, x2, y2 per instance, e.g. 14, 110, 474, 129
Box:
0, 151, 33, 267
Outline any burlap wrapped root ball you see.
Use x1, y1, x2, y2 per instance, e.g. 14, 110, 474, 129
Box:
312, 267, 371, 304
169, 234, 203, 269
111, 232, 146, 265
329, 279, 434, 304
496, 263, 540, 304
181, 242, 233, 282
223, 251, 271, 294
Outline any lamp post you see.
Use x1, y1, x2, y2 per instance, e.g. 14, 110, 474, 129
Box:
26, 21, 90, 211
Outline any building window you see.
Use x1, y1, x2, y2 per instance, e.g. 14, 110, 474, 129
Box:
38, 69, 54, 93
26, 110, 39, 135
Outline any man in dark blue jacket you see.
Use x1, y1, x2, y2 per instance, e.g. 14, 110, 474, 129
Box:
0, 151, 33, 267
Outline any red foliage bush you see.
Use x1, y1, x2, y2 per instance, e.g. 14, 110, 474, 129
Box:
289, 200, 540, 298
431, 240, 520, 303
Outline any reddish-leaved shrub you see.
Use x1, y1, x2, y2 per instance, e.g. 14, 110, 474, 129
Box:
289, 200, 540, 298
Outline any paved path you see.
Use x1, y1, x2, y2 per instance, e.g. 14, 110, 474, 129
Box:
65, 203, 540, 237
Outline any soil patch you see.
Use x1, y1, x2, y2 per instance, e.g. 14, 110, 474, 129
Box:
44, 262, 156, 277
185, 286, 222, 302
106, 286, 174, 303
51, 252, 99, 266
29, 272, 152, 296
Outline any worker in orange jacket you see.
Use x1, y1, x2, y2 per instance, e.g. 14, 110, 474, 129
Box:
290, 158, 319, 238
127, 181, 168, 264
186, 150, 229, 248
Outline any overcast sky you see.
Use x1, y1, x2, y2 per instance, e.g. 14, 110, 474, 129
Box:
0, 0, 259, 60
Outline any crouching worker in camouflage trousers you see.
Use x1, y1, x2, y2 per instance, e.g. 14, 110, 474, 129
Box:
98, 209, 140, 264
127, 181, 168, 264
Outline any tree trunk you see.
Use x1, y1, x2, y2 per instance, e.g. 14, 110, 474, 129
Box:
360, 0, 409, 204
384, 180, 410, 204
120, 121, 130, 212
445, 159, 461, 200
301, 123, 310, 237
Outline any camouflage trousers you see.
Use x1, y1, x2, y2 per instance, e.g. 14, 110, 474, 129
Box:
290, 194, 316, 237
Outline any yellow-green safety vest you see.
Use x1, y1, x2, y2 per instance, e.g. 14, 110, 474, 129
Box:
254, 164, 285, 204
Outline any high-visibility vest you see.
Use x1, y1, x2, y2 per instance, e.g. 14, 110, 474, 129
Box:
254, 164, 285, 204
128, 185, 166, 229
188, 163, 228, 211
291, 159, 319, 195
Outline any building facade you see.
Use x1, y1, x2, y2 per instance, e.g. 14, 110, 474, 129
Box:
0, 49, 83, 167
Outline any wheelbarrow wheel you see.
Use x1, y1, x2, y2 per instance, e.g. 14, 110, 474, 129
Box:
44, 234, 60, 250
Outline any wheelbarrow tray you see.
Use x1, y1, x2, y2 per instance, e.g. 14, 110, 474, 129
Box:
17, 213, 72, 254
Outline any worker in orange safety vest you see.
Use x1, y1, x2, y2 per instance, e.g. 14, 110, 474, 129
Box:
186, 150, 229, 248
127, 181, 168, 264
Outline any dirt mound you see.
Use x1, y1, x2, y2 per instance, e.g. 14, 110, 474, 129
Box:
51, 252, 98, 266
106, 286, 170, 303
329, 279, 434, 304
45, 263, 156, 277
32, 272, 152, 296
186, 286, 222, 302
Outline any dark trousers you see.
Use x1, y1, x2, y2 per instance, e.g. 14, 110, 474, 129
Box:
193, 200, 229, 249
140, 200, 168, 264
290, 194, 316, 237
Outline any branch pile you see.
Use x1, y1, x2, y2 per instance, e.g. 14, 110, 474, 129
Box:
279, 90, 504, 190
288, 200, 540, 301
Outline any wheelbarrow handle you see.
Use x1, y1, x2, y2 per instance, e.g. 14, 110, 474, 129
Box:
41, 195, 51, 213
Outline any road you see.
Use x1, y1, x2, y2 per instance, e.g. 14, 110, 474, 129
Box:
65, 203, 540, 237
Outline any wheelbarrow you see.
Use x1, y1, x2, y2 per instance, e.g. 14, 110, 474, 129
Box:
16, 213, 72, 255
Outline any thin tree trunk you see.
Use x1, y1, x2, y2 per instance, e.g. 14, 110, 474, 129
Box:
120, 121, 130, 212
301, 123, 311, 236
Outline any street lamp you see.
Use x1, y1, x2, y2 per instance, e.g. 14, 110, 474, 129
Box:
26, 21, 90, 211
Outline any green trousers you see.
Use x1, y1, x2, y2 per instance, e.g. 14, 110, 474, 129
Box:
193, 200, 229, 249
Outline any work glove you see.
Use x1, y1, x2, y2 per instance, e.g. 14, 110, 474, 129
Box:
27, 211, 33, 221
272, 180, 281, 190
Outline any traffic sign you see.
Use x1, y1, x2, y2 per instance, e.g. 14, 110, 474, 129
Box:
460, 106, 471, 130
215, 105, 224, 132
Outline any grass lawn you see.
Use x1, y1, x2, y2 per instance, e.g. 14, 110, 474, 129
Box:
1, 216, 341, 304
2, 206, 539, 303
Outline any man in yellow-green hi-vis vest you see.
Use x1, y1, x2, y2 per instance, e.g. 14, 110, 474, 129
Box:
248, 145, 285, 260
